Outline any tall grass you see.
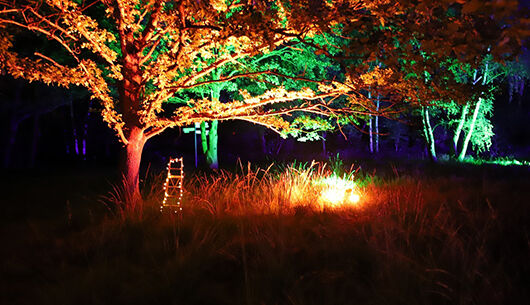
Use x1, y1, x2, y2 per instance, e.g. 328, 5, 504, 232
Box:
131, 161, 527, 303
166, 160, 363, 216
3, 162, 529, 304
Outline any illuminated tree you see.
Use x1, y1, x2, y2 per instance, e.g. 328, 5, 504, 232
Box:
415, 54, 529, 161
414, 56, 498, 161
0, 0, 523, 203
452, 57, 498, 161
0, 1, 363, 202
192, 38, 340, 169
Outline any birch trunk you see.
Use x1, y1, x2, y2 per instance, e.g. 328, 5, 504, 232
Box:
375, 94, 380, 153
458, 63, 489, 161
458, 98, 482, 161
422, 106, 437, 162
453, 103, 469, 155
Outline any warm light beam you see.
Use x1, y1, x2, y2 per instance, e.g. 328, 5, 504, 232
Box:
317, 176, 361, 208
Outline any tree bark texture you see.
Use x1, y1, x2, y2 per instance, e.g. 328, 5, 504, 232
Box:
200, 88, 221, 169
458, 98, 481, 161
119, 44, 147, 204
453, 103, 469, 156
122, 126, 147, 206
201, 120, 219, 169
422, 106, 437, 162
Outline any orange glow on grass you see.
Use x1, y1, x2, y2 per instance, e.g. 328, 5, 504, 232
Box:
317, 176, 361, 208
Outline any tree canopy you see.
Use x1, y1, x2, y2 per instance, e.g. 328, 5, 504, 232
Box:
0, 0, 525, 201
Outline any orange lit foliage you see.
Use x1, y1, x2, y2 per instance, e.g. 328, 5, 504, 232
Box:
0, 1, 366, 200
0, 1, 523, 202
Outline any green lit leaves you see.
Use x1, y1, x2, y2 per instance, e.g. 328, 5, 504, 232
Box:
281, 115, 334, 142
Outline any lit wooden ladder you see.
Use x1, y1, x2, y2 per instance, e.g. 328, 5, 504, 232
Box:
160, 157, 184, 213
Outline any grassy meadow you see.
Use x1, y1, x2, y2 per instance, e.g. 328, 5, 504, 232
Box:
1, 160, 529, 305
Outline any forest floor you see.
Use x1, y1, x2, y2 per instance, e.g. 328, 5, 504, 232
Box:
1, 159, 530, 305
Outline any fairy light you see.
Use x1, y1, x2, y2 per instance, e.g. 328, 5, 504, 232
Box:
160, 157, 184, 213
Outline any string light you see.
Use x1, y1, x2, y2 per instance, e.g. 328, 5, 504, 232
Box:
160, 157, 184, 213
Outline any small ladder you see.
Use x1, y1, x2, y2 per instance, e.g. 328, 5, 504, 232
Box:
160, 157, 184, 213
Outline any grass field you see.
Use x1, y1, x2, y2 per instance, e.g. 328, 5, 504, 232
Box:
1, 160, 529, 305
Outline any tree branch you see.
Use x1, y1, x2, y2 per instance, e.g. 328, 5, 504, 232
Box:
167, 70, 274, 90
140, 0, 164, 47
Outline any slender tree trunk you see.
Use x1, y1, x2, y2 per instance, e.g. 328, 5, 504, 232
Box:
82, 126, 87, 159
369, 117, 373, 153
458, 62, 489, 161
68, 94, 80, 156
29, 114, 40, 168
458, 98, 482, 161
122, 126, 147, 204
368, 91, 373, 153
453, 103, 469, 156
422, 106, 437, 162
375, 94, 380, 153
275, 135, 284, 155
82, 100, 91, 160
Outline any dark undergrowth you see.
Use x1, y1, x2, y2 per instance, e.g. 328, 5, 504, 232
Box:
1, 161, 529, 305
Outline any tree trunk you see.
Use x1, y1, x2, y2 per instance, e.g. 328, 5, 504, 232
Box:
201, 120, 219, 169
81, 100, 92, 160
200, 88, 221, 169
422, 106, 437, 162
68, 94, 80, 156
458, 62, 489, 161
368, 91, 373, 153
369, 116, 373, 153
119, 46, 147, 204
453, 103, 469, 156
458, 98, 482, 161
375, 94, 380, 153
122, 126, 147, 205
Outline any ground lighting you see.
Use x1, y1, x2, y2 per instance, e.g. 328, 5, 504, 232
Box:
316, 175, 361, 208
